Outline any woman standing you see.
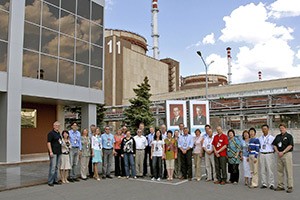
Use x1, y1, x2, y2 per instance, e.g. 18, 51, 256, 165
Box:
164, 130, 177, 181
114, 129, 125, 178
91, 127, 102, 181
60, 130, 71, 183
151, 130, 165, 181
80, 128, 90, 180
121, 130, 136, 179
173, 130, 182, 179
193, 129, 203, 181
227, 129, 242, 184
241, 130, 251, 186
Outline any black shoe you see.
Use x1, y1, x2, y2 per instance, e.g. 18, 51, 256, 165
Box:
286, 187, 293, 193
269, 185, 274, 190
106, 175, 113, 179
102, 176, 106, 179
81, 177, 88, 181
68, 178, 74, 182
48, 183, 54, 187
73, 178, 80, 182
53, 181, 62, 185
260, 185, 267, 189
274, 187, 285, 191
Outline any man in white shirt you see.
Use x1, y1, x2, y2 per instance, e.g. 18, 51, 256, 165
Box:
259, 124, 275, 189
134, 129, 148, 177
178, 123, 184, 136
202, 127, 216, 182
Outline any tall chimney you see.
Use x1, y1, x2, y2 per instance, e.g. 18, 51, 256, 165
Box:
226, 47, 232, 85
151, 0, 159, 59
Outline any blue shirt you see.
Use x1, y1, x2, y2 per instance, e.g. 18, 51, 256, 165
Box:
178, 134, 194, 150
248, 138, 260, 158
147, 132, 155, 146
242, 140, 249, 157
101, 133, 115, 149
227, 136, 242, 164
69, 130, 82, 150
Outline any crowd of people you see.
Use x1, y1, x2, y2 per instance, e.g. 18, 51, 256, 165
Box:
47, 121, 294, 193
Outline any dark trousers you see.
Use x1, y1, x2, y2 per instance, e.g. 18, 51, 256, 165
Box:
228, 163, 239, 183
143, 146, 153, 176
115, 149, 125, 176
215, 156, 227, 182
88, 156, 94, 177
180, 149, 193, 179
152, 156, 162, 179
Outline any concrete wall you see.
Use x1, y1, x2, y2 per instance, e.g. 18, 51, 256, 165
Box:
122, 48, 169, 105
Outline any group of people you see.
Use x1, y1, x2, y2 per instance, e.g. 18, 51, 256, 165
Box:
47, 121, 294, 193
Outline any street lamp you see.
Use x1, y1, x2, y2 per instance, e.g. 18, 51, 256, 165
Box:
196, 51, 214, 100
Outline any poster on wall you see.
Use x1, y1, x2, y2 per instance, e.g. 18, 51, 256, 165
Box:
189, 100, 209, 136
166, 100, 187, 131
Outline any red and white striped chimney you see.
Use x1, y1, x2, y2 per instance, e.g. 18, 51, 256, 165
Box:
152, 0, 159, 59
258, 71, 262, 81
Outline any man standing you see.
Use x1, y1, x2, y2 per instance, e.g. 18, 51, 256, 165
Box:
203, 127, 216, 182
212, 126, 228, 185
101, 126, 115, 179
88, 124, 96, 178
170, 107, 183, 126
68, 122, 82, 182
259, 124, 275, 190
272, 123, 294, 193
160, 124, 168, 178
178, 123, 184, 136
134, 129, 148, 177
47, 121, 62, 186
145, 126, 155, 177
193, 106, 206, 125
178, 127, 194, 180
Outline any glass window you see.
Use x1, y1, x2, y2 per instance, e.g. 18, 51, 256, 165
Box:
75, 63, 89, 87
59, 35, 74, 60
91, 2, 103, 25
44, 0, 59, 7
90, 67, 102, 90
23, 50, 39, 79
61, 0, 75, 14
90, 44, 102, 67
25, 0, 41, 25
76, 39, 89, 64
0, 9, 9, 41
40, 54, 57, 82
60, 10, 75, 36
59, 59, 74, 85
0, 40, 7, 72
77, 0, 90, 19
90, 23, 103, 46
0, 0, 10, 11
24, 22, 40, 51
76, 17, 90, 42
21, 109, 37, 128
41, 28, 58, 56
42, 2, 59, 31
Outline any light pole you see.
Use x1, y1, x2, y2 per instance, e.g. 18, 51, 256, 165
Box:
196, 51, 214, 100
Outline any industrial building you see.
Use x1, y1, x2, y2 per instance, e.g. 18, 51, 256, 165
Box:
0, 0, 105, 163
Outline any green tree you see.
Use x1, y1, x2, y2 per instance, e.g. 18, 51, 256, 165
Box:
124, 76, 155, 133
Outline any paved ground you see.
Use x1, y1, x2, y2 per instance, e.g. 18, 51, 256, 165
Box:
0, 145, 299, 199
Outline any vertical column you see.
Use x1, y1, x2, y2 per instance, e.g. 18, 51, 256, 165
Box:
2, 0, 26, 162
56, 104, 65, 131
81, 104, 97, 130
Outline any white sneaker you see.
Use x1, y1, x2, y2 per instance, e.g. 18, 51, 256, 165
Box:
157, 178, 161, 181
151, 177, 155, 181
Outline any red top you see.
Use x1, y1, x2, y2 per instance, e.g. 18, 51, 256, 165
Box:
114, 135, 124, 150
212, 133, 228, 157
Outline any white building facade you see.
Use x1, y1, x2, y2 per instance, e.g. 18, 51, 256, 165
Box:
0, 0, 105, 162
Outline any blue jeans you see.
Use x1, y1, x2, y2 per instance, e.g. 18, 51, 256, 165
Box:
152, 156, 162, 179
124, 153, 136, 177
48, 154, 61, 184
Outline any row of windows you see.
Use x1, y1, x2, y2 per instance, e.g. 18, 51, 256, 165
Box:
23, 50, 103, 89
0, 1, 9, 72
24, 21, 103, 67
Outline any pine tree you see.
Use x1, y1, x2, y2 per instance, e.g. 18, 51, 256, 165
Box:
124, 76, 155, 133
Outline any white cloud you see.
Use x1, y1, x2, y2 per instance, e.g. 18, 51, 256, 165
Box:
269, 0, 300, 18
105, 0, 114, 10
185, 41, 202, 49
296, 50, 300, 59
219, 3, 293, 44
202, 33, 215, 45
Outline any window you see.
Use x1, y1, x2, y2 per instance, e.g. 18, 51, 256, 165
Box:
0, 0, 10, 11
91, 1, 103, 25
40, 54, 57, 82
91, 44, 102, 67
23, 50, 39, 79
0, 9, 9, 41
45, 0, 59, 7
61, 0, 76, 14
0, 40, 7, 71
60, 10, 75, 36
59, 59, 74, 85
59, 35, 74, 60
90, 67, 102, 90
76, 17, 90, 42
77, 0, 90, 19
24, 22, 40, 51
21, 109, 37, 128
76, 39, 89, 64
42, 2, 59, 31
25, 0, 41, 25
90, 23, 103, 46
75, 63, 89, 87
41, 28, 58, 56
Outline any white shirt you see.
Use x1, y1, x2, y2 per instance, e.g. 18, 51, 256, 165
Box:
152, 140, 165, 157
258, 134, 275, 153
162, 132, 167, 140
134, 135, 148, 150
202, 135, 214, 152
179, 130, 184, 136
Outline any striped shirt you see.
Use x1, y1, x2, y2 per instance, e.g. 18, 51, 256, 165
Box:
248, 138, 260, 158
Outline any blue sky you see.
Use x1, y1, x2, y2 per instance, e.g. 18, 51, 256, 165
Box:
105, 0, 300, 83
